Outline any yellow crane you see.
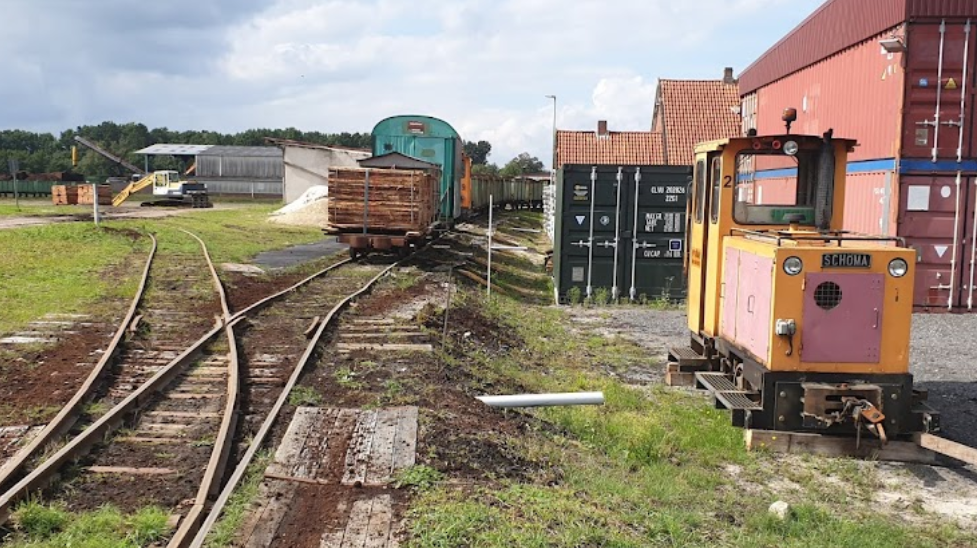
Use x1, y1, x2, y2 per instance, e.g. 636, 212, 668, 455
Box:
113, 170, 212, 208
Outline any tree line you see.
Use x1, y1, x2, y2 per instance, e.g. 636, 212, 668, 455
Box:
0, 122, 546, 182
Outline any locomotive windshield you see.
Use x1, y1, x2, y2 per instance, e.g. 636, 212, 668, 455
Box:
733, 146, 828, 227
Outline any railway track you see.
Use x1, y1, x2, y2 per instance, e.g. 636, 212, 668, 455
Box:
0, 229, 406, 547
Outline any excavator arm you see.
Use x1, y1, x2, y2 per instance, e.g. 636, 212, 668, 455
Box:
112, 174, 154, 207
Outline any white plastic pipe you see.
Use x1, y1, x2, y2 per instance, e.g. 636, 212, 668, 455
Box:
476, 392, 604, 408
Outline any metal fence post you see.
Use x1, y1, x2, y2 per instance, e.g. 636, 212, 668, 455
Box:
487, 194, 493, 297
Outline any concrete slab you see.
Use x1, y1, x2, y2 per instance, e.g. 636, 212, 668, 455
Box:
252, 239, 348, 271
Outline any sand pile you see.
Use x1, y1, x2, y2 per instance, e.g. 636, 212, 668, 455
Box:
269, 185, 330, 228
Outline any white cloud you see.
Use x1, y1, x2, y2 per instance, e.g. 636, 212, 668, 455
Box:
1, 0, 820, 167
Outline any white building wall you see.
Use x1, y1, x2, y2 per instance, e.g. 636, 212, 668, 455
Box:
283, 146, 371, 204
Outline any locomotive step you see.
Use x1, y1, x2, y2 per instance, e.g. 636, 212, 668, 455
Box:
667, 346, 712, 369
694, 372, 762, 412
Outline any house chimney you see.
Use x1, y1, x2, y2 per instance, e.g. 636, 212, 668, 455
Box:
597, 120, 608, 137
723, 67, 735, 84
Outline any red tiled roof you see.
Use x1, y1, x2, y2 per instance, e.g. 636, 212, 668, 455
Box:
652, 80, 742, 166
555, 130, 664, 167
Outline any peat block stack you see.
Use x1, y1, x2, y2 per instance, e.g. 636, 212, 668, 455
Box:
76, 184, 112, 206
51, 185, 80, 205
326, 168, 438, 234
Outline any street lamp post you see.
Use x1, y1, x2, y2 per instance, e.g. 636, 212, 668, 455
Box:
545, 95, 556, 174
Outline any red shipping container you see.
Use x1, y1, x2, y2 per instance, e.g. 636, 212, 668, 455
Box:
901, 20, 977, 161
752, 31, 905, 162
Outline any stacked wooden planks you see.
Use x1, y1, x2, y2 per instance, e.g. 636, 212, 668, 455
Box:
51, 185, 80, 205
76, 184, 112, 206
327, 168, 438, 234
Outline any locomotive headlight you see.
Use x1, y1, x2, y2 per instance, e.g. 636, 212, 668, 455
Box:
784, 140, 800, 156
888, 258, 909, 278
783, 256, 803, 276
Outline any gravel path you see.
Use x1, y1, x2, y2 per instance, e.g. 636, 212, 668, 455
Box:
568, 308, 977, 447
911, 314, 977, 447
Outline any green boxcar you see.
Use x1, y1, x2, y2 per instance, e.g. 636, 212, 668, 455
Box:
371, 115, 463, 221
554, 164, 692, 304
0, 179, 57, 196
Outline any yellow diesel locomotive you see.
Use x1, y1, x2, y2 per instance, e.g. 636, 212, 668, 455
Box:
672, 112, 940, 442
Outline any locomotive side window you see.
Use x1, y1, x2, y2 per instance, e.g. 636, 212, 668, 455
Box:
694, 159, 706, 223
732, 146, 823, 226
710, 157, 722, 224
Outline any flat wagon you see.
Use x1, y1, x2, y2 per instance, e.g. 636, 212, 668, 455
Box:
325, 166, 440, 258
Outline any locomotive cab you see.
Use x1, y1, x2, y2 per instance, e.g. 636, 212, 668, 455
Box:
675, 123, 940, 441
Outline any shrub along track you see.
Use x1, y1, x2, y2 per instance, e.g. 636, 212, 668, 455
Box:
0, 233, 403, 547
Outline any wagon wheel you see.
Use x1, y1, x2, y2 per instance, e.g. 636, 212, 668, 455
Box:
349, 248, 360, 260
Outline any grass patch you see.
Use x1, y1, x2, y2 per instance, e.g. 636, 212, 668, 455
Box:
204, 450, 272, 547
402, 229, 977, 548
394, 465, 444, 491
6, 501, 169, 547
0, 223, 145, 335
0, 203, 327, 336
288, 385, 322, 406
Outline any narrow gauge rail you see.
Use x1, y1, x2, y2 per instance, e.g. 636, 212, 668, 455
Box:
0, 235, 405, 548
0, 230, 225, 492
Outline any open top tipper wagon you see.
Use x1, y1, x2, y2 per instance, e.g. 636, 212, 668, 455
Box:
325, 166, 440, 258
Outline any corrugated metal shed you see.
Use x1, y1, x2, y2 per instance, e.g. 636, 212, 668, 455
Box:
740, 0, 977, 95
195, 146, 283, 180
197, 146, 282, 158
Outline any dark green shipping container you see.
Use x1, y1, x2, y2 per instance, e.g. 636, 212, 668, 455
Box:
554, 164, 692, 304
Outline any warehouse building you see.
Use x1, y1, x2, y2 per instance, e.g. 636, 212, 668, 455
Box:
135, 144, 283, 198
266, 138, 371, 205
738, 0, 977, 310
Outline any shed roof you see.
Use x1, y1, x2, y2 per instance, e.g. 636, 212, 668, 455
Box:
738, 0, 977, 95
135, 144, 213, 156
651, 79, 742, 165
555, 127, 664, 167
264, 137, 371, 154
358, 152, 440, 170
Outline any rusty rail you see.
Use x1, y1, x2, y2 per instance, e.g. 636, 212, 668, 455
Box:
0, 236, 358, 542
0, 229, 228, 524
188, 260, 403, 548
0, 233, 158, 493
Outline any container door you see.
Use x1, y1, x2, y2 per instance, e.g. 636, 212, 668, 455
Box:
625, 166, 689, 303
556, 166, 619, 301
898, 174, 972, 309
964, 177, 977, 309
902, 20, 976, 161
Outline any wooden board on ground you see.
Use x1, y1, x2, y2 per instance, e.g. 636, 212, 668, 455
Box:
915, 433, 977, 467
746, 429, 938, 464
242, 406, 419, 547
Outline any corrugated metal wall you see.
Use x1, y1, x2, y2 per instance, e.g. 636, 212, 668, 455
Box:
197, 155, 283, 179
195, 179, 282, 197
908, 0, 977, 19
738, 0, 906, 94
754, 30, 905, 161
843, 171, 897, 236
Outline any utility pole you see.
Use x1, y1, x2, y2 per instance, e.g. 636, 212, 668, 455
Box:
7, 159, 19, 210
545, 95, 557, 174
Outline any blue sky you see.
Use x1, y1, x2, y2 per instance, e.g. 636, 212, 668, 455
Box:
2, 0, 823, 167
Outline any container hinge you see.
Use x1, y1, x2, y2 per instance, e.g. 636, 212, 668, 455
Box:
570, 240, 592, 248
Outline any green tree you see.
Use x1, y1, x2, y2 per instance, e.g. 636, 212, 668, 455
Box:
463, 140, 492, 165
499, 153, 545, 178
472, 163, 500, 176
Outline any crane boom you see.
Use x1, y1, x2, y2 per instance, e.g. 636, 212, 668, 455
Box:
73, 136, 143, 175
112, 173, 154, 207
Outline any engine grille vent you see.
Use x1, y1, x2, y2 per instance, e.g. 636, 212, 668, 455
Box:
814, 281, 843, 310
